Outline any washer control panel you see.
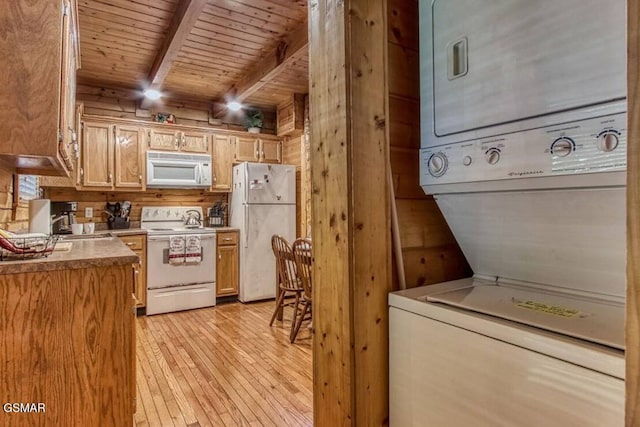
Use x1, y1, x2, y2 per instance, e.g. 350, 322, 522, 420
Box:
420, 113, 626, 185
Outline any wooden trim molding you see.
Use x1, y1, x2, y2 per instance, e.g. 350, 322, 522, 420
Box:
309, 1, 391, 426
627, 0, 640, 424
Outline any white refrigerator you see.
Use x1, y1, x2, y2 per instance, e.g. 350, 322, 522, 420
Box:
230, 162, 296, 302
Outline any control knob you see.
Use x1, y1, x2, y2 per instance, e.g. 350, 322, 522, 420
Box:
597, 130, 619, 152
550, 137, 575, 157
427, 152, 448, 177
485, 148, 501, 165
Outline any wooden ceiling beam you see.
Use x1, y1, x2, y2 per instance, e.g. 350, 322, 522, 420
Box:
225, 21, 309, 104
141, 0, 208, 108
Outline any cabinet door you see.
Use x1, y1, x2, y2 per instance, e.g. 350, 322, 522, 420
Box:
81, 122, 113, 188
181, 131, 209, 153
234, 136, 259, 162
58, 0, 78, 174
216, 244, 239, 297
114, 125, 144, 190
149, 129, 180, 151
260, 139, 282, 163
212, 134, 233, 190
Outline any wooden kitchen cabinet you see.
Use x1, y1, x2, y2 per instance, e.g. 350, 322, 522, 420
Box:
149, 128, 180, 151
277, 94, 305, 137
0, 261, 135, 425
212, 134, 233, 190
181, 131, 209, 153
81, 122, 113, 188
216, 231, 239, 297
79, 122, 145, 191
234, 136, 259, 162
120, 234, 147, 308
114, 125, 145, 189
233, 136, 282, 164
0, 0, 80, 176
149, 128, 209, 153
260, 139, 282, 163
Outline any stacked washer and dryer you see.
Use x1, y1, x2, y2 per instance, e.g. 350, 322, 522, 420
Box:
389, 1, 627, 425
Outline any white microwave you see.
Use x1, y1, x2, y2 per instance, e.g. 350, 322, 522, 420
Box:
146, 151, 212, 188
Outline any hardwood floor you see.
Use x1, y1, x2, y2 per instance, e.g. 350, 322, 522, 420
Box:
134, 301, 313, 427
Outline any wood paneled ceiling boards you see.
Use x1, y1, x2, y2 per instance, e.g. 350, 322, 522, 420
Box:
76, 0, 309, 109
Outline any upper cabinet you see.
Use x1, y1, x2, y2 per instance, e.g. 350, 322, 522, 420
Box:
212, 134, 233, 191
277, 94, 305, 137
81, 122, 113, 188
114, 125, 145, 189
233, 137, 282, 164
148, 129, 209, 153
0, 0, 80, 176
79, 121, 145, 191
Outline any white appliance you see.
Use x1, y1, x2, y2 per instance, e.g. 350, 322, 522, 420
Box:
28, 199, 50, 234
141, 206, 216, 315
146, 151, 212, 188
390, 1, 626, 425
230, 162, 296, 302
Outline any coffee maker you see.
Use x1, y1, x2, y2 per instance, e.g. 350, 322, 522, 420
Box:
50, 202, 78, 234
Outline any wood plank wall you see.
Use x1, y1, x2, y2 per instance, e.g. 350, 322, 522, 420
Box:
44, 187, 226, 226
387, 0, 471, 288
77, 84, 277, 133
627, 0, 639, 424
282, 135, 303, 236
0, 169, 29, 232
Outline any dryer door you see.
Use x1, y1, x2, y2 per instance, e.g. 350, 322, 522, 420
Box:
431, 0, 626, 137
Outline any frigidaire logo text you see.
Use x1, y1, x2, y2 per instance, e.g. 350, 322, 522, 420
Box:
508, 170, 544, 177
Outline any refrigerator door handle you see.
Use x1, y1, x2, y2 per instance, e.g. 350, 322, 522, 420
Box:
244, 204, 249, 248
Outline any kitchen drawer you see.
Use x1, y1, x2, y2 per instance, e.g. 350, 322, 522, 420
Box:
217, 232, 238, 246
120, 234, 145, 251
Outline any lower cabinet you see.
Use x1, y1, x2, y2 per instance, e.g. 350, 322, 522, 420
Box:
216, 231, 239, 297
119, 234, 147, 308
0, 263, 135, 425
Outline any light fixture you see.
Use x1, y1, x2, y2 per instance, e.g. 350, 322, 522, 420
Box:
227, 101, 242, 112
143, 89, 162, 100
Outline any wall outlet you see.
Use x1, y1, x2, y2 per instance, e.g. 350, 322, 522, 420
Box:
85, 207, 93, 218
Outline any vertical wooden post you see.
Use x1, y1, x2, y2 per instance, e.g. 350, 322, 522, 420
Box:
309, 0, 391, 426
628, 1, 640, 425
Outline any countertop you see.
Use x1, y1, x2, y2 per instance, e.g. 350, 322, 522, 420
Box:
62, 228, 148, 239
0, 237, 138, 275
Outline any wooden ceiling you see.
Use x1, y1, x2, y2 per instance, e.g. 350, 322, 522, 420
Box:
77, 0, 309, 109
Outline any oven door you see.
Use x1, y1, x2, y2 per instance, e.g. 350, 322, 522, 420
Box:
147, 234, 216, 289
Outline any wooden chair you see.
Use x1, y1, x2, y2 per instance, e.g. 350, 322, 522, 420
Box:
291, 238, 312, 343
270, 235, 305, 341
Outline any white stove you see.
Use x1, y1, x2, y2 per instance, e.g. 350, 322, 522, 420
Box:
142, 207, 217, 315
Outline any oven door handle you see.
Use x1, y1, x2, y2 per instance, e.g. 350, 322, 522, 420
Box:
147, 234, 216, 242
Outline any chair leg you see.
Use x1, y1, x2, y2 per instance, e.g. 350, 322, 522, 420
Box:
290, 300, 310, 343
269, 289, 285, 326
289, 293, 301, 342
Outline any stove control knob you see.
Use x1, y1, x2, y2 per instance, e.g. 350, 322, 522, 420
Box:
551, 137, 574, 157
427, 152, 448, 177
153, 209, 159, 217
485, 148, 501, 165
463, 156, 472, 166
597, 131, 619, 152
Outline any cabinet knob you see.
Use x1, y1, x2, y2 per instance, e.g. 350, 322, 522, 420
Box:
218, 252, 221, 260
139, 174, 143, 183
